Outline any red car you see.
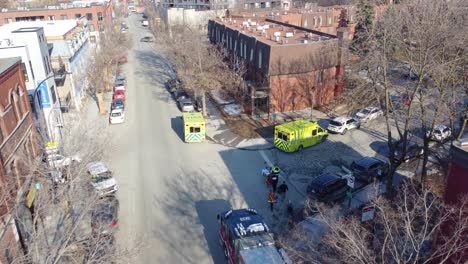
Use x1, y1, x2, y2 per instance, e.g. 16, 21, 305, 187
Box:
113, 90, 126, 101
119, 56, 128, 63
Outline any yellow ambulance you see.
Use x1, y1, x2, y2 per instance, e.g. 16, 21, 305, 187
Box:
183, 112, 206, 143
274, 120, 328, 152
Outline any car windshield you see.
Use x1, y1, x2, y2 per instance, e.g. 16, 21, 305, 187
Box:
111, 112, 121, 117
183, 102, 192, 106
360, 109, 372, 115
351, 162, 366, 172
330, 120, 343, 126
239, 233, 275, 250
91, 171, 113, 183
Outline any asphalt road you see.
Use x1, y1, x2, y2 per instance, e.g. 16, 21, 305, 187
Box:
105, 15, 282, 264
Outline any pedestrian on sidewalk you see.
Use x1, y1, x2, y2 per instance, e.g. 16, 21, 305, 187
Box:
268, 189, 276, 211
277, 181, 289, 201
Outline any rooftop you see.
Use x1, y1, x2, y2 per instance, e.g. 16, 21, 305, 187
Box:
2, 20, 78, 37
214, 17, 337, 46
0, 57, 21, 75
0, 0, 109, 12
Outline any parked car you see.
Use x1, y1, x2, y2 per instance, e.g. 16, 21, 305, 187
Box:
166, 78, 182, 93
392, 140, 424, 162
178, 98, 194, 112
195, 96, 202, 112
140, 36, 153, 42
327, 117, 360, 135
109, 109, 125, 124
426, 125, 451, 142
350, 157, 389, 183
118, 57, 128, 64
91, 196, 119, 235
45, 154, 81, 168
354, 107, 383, 122
306, 173, 348, 203
87, 162, 118, 196
173, 89, 188, 102
115, 75, 126, 84
113, 90, 125, 101
111, 99, 125, 111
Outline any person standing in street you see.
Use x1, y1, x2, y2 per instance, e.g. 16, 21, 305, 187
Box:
268, 189, 276, 211
277, 181, 289, 201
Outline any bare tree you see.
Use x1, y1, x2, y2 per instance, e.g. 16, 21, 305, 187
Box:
85, 8, 131, 114
279, 181, 468, 264
0, 122, 142, 263
345, 0, 468, 191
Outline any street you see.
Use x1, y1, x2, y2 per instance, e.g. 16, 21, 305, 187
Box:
106, 15, 286, 264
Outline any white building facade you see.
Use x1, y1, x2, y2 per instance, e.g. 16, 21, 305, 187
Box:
0, 26, 63, 142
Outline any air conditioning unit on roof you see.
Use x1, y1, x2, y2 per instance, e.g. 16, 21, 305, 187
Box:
285, 32, 293, 37
273, 31, 281, 37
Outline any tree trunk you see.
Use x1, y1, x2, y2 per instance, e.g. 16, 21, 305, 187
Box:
96, 92, 106, 114
202, 90, 207, 117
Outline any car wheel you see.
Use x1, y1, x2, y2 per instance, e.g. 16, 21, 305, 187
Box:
357, 124, 361, 129
341, 129, 347, 135
298, 145, 303, 151
321, 135, 327, 143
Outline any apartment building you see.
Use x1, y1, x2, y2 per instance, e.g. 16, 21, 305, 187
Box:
208, 17, 347, 113
230, 5, 357, 40
0, 0, 113, 37
1, 20, 93, 112
0, 57, 39, 263
0, 25, 63, 142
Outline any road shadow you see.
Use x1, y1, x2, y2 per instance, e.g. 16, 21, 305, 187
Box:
150, 166, 241, 263
195, 199, 231, 264
170, 116, 184, 142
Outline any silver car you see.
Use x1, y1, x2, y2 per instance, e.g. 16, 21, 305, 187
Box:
354, 106, 383, 122
179, 98, 194, 112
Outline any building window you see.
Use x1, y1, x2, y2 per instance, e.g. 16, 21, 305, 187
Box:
20, 63, 29, 82
29, 61, 35, 80
61, 15, 68, 20
17, 87, 24, 117
50, 85, 57, 104
10, 92, 18, 122
86, 13, 93, 21
48, 15, 55, 20
328, 17, 332, 25
318, 70, 323, 84
97, 12, 103, 21
75, 14, 82, 19
258, 49, 262, 69
89, 24, 95, 32
4, 18, 13, 24
304, 19, 308, 27
98, 23, 104, 32
250, 48, 254, 62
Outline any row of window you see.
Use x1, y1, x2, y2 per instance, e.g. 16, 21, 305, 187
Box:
0, 86, 29, 142
3, 12, 103, 24
216, 30, 264, 69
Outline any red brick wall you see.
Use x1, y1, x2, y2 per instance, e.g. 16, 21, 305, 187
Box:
0, 220, 21, 264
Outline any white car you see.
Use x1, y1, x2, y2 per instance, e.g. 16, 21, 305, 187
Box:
327, 116, 360, 135
109, 109, 125, 124
87, 162, 118, 196
426, 125, 451, 142
354, 106, 383, 122
178, 98, 194, 112
46, 154, 81, 168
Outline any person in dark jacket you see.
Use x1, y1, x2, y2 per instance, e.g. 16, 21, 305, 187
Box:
277, 181, 289, 201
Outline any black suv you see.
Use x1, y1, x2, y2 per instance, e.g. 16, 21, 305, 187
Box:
351, 157, 389, 183
307, 174, 348, 203
392, 140, 424, 162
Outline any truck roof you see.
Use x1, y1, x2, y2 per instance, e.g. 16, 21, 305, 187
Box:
220, 208, 270, 239
240, 244, 290, 264
183, 112, 204, 124
275, 119, 320, 134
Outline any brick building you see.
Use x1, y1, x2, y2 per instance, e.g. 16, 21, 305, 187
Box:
0, 57, 39, 263
208, 17, 347, 113
0, 1, 113, 36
